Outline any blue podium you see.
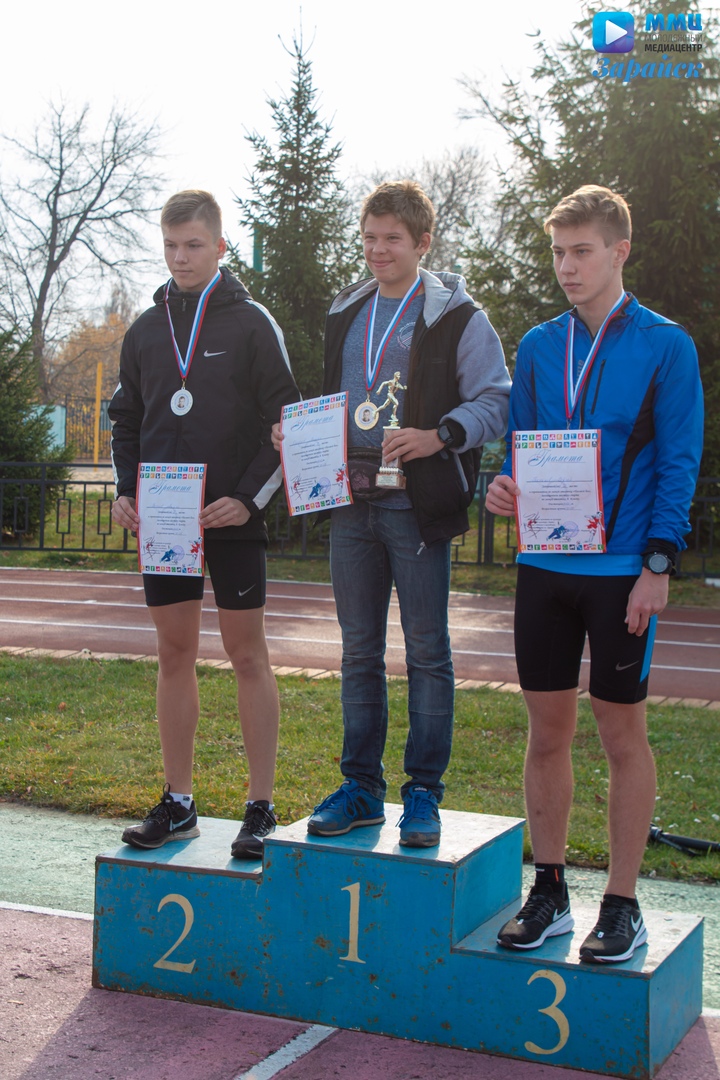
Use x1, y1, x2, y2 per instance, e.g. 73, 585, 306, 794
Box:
93, 808, 702, 1078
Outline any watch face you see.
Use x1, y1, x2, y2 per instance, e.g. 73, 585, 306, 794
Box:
647, 552, 671, 574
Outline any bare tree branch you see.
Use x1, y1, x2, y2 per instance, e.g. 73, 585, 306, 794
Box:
0, 99, 164, 400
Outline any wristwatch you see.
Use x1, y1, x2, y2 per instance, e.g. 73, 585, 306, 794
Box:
437, 423, 455, 448
642, 552, 674, 575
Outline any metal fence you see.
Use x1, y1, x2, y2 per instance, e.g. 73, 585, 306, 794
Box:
0, 462, 718, 575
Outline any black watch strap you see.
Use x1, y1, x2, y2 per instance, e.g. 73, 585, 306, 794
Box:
642, 551, 674, 575
437, 424, 454, 448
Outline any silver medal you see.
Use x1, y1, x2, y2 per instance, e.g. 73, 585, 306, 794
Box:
171, 388, 194, 415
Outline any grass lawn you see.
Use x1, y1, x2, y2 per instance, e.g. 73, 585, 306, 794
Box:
0, 653, 718, 883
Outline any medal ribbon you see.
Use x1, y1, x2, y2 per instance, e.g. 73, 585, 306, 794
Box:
363, 276, 422, 394
564, 292, 628, 423
164, 270, 222, 384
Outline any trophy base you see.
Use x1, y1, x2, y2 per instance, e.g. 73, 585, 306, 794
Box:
376, 468, 406, 489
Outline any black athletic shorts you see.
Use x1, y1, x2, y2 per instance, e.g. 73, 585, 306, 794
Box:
514, 564, 658, 704
143, 537, 267, 611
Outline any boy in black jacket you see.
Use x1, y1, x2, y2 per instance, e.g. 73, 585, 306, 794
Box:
110, 190, 299, 860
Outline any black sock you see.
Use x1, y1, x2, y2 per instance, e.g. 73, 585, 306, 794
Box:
604, 892, 638, 907
534, 863, 566, 893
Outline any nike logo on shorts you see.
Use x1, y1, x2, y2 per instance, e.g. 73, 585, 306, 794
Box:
615, 660, 639, 671
238, 585, 256, 597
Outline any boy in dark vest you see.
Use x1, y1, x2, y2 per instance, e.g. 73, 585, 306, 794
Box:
295, 181, 510, 846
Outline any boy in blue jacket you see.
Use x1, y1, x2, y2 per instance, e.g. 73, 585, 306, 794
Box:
486, 185, 703, 963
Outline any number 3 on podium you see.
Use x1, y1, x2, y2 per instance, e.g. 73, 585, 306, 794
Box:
524, 969, 570, 1055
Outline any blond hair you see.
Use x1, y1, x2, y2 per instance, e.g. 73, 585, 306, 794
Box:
544, 185, 632, 244
161, 190, 223, 240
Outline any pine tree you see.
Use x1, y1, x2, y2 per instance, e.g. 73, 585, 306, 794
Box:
0, 328, 71, 539
227, 36, 361, 397
462, 0, 719, 476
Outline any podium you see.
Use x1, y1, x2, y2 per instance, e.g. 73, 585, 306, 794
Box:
93, 808, 702, 1078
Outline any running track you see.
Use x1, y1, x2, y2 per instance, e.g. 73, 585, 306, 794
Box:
0, 567, 718, 704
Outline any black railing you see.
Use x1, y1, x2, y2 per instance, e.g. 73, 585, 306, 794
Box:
0, 463, 717, 574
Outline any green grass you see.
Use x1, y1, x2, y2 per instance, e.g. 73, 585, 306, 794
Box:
0, 653, 718, 882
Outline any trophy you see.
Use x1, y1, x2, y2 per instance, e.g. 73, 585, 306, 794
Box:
375, 372, 407, 490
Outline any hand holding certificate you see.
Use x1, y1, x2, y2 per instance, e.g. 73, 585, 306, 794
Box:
513, 430, 606, 553
280, 394, 352, 516
136, 463, 207, 574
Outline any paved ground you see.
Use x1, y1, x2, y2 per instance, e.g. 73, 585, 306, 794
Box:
1, 566, 719, 704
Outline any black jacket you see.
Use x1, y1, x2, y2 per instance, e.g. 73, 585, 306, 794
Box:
109, 268, 299, 541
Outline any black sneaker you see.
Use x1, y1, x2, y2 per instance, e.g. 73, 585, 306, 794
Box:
497, 884, 574, 950
122, 785, 200, 850
579, 894, 648, 963
231, 800, 277, 860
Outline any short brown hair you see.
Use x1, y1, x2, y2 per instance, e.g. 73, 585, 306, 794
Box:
360, 181, 435, 245
544, 185, 632, 244
161, 190, 223, 240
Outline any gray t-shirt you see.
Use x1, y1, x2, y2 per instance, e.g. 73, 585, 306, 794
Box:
341, 292, 424, 508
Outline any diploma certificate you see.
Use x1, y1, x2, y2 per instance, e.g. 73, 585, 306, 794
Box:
513, 430, 606, 553
280, 394, 352, 516
137, 463, 206, 575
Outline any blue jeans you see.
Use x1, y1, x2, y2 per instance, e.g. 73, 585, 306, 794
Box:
329, 501, 454, 802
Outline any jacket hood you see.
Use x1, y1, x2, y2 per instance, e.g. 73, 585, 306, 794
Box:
152, 265, 251, 307
328, 267, 476, 327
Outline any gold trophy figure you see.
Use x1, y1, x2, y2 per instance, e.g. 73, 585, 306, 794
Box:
375, 371, 407, 489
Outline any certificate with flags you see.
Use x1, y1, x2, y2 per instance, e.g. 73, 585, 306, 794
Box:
136, 463, 206, 575
513, 430, 605, 554
280, 394, 351, 516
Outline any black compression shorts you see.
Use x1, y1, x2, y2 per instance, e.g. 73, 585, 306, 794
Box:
143, 537, 267, 611
514, 564, 657, 704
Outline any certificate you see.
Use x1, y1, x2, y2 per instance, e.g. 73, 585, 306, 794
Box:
513, 430, 606, 553
136, 463, 206, 575
280, 393, 352, 516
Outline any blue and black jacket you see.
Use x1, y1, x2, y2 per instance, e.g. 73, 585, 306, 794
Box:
501, 295, 704, 574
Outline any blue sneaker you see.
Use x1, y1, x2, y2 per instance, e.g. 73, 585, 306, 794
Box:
398, 785, 441, 847
307, 779, 385, 836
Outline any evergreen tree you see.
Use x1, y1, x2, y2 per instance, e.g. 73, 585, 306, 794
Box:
228, 37, 361, 397
0, 328, 71, 539
462, 0, 719, 476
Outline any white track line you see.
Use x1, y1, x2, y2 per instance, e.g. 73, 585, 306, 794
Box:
233, 1024, 335, 1079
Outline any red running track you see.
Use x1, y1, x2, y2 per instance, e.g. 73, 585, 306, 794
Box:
0, 567, 718, 702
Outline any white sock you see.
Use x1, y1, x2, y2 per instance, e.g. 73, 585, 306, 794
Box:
169, 792, 193, 808
247, 799, 274, 810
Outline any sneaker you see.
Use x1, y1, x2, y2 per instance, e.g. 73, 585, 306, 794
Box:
307, 779, 385, 836
497, 884, 574, 950
579, 894, 648, 963
398, 785, 441, 847
122, 785, 200, 850
231, 801, 277, 860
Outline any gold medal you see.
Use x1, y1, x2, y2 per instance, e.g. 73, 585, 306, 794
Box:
354, 400, 379, 430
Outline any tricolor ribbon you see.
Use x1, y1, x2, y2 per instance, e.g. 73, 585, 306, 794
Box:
565, 292, 629, 424
164, 270, 222, 384
363, 276, 422, 395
